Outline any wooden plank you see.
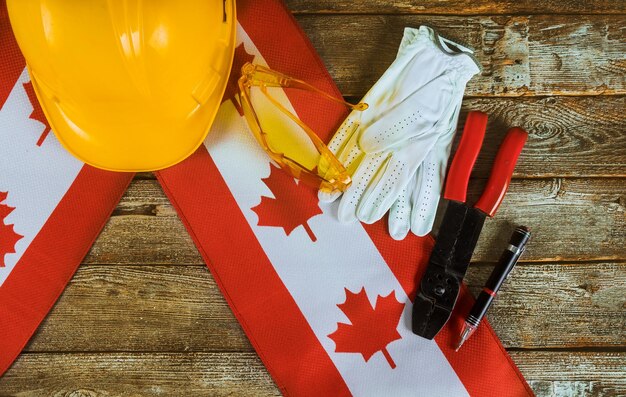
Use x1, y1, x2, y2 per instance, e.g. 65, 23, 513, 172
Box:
469, 178, 624, 262
129, 96, 626, 179
509, 351, 626, 397
285, 0, 626, 15
293, 15, 626, 97
1, 352, 623, 397
86, 214, 202, 265
0, 353, 280, 397
23, 263, 625, 352
84, 178, 625, 264
458, 97, 625, 178
26, 266, 252, 353
465, 263, 626, 349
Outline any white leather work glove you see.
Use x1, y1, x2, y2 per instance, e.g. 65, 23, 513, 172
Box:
387, 100, 462, 239
320, 26, 480, 237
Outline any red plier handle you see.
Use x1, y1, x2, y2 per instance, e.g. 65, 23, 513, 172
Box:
444, 111, 488, 203
475, 127, 527, 216
444, 112, 528, 217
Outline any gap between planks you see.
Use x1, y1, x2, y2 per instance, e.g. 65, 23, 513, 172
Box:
284, 0, 626, 16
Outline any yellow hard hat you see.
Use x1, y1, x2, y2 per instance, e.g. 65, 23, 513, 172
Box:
7, 0, 236, 171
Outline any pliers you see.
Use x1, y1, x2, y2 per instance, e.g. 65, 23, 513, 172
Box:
412, 111, 528, 339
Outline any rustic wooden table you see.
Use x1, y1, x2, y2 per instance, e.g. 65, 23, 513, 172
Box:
1, 1, 624, 396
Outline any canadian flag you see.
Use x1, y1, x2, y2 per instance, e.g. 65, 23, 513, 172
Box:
157, 0, 534, 396
0, 1, 132, 376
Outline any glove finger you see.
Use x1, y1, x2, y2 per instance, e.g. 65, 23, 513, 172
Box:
318, 188, 341, 203
327, 113, 360, 156
318, 114, 362, 202
356, 155, 417, 224
337, 152, 386, 223
335, 132, 365, 176
409, 155, 443, 237
318, 135, 365, 204
409, 99, 463, 236
388, 185, 412, 240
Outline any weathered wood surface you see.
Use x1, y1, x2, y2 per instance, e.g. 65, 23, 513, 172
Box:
294, 15, 626, 97
0, 352, 623, 397
286, 0, 626, 15
455, 97, 626, 178
133, 97, 626, 179
84, 178, 625, 264
466, 263, 626, 349
20, 263, 625, 352
509, 352, 626, 397
0, 353, 280, 397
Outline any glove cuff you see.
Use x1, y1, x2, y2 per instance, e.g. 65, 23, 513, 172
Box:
399, 26, 481, 81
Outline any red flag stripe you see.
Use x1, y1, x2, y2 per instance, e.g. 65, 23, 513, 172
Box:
157, 147, 352, 397
0, 0, 25, 108
1, 2, 134, 375
0, 166, 132, 376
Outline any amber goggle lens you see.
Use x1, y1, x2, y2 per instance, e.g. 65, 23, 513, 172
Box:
237, 63, 367, 193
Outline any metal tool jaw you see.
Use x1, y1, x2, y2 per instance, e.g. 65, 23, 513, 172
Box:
412, 200, 466, 339
411, 201, 486, 339
412, 265, 462, 339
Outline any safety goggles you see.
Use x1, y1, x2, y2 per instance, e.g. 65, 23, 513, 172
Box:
237, 62, 367, 193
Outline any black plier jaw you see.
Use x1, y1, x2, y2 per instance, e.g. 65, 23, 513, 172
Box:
411, 199, 468, 339
412, 266, 461, 339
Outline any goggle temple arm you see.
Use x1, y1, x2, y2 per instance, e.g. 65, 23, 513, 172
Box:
242, 63, 368, 112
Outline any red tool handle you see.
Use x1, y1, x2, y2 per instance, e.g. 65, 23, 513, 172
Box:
444, 111, 488, 202
475, 127, 528, 217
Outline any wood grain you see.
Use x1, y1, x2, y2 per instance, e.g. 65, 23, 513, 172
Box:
455, 97, 625, 177
22, 263, 625, 352
26, 266, 252, 353
133, 96, 626, 179
84, 178, 626, 264
293, 15, 626, 97
509, 351, 626, 397
285, 0, 626, 15
0, 353, 280, 397
0, 352, 623, 397
465, 263, 626, 349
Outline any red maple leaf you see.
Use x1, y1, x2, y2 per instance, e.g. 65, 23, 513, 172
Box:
23, 81, 51, 146
0, 191, 23, 267
328, 288, 405, 369
222, 43, 255, 116
251, 163, 323, 242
